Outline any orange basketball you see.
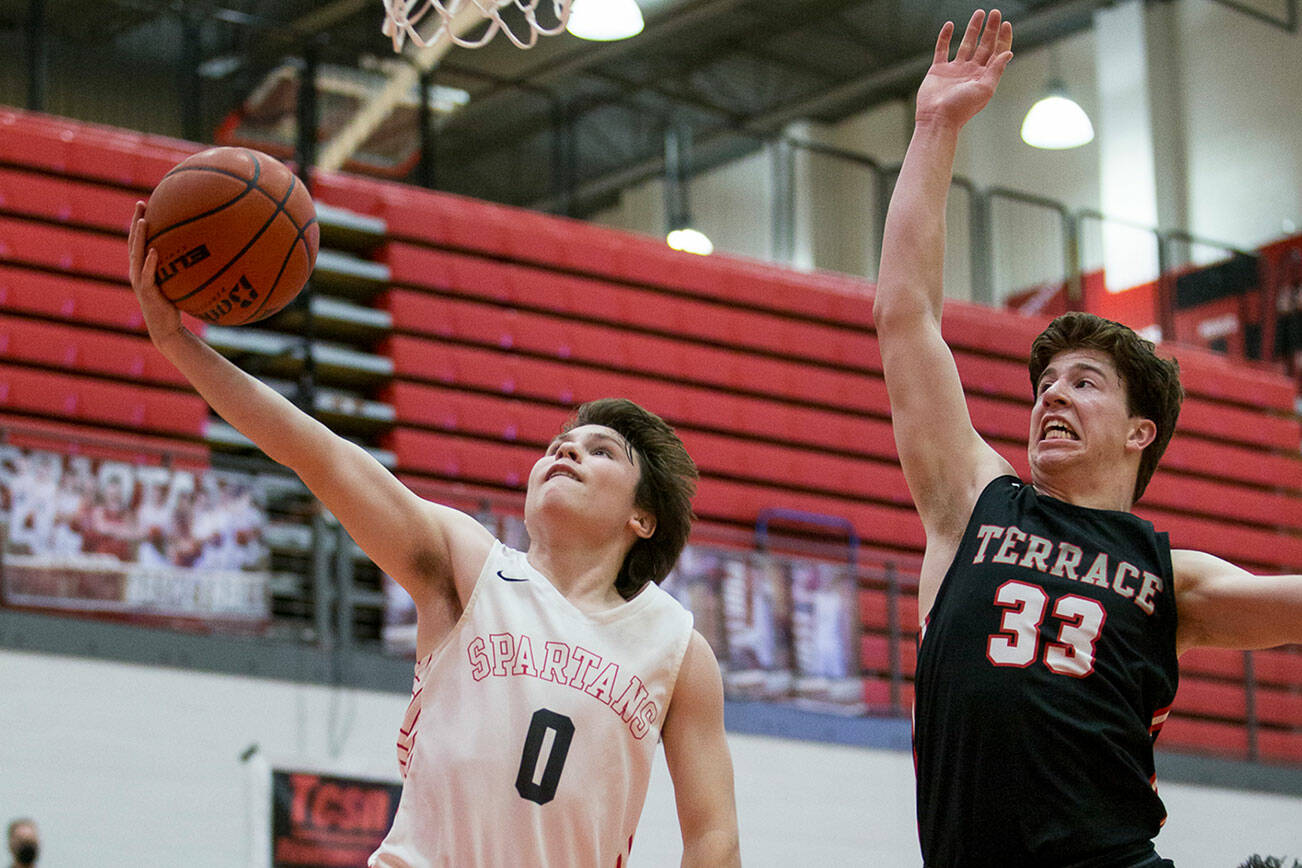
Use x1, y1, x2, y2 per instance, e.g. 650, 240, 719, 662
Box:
143, 147, 319, 326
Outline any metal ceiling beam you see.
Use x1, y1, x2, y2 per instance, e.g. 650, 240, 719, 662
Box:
458, 0, 758, 105
441, 0, 878, 167
525, 0, 1112, 214
748, 0, 1111, 128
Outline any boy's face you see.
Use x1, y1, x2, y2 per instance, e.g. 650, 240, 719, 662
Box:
1028, 348, 1154, 488
524, 424, 653, 541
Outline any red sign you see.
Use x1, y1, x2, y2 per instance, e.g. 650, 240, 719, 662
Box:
271, 770, 402, 868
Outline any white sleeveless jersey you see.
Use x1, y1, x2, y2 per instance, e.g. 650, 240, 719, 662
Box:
370, 540, 694, 868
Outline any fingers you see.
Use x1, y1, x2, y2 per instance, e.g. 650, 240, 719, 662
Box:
955, 9, 985, 62
973, 9, 1002, 65
996, 18, 1013, 57
126, 201, 146, 279
990, 47, 1014, 80
142, 247, 158, 289
932, 20, 955, 66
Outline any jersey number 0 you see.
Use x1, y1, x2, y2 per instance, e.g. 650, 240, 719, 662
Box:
515, 708, 575, 805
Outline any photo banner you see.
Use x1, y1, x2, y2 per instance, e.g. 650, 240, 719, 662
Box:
0, 445, 270, 629
665, 544, 865, 712
271, 770, 402, 868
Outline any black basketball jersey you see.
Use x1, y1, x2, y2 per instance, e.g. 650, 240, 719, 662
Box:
914, 476, 1179, 868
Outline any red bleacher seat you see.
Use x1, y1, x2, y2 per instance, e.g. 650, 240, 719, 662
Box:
0, 314, 187, 387
385, 423, 923, 549
0, 166, 139, 232
382, 335, 896, 462
861, 676, 915, 710
858, 588, 921, 634
1137, 506, 1302, 572
321, 178, 878, 326
379, 245, 880, 369
384, 427, 540, 489
678, 429, 912, 505
0, 362, 206, 435
1142, 474, 1302, 533
0, 265, 144, 330
0, 412, 208, 468
692, 478, 924, 551
382, 381, 565, 441
1159, 715, 1250, 758
1255, 729, 1302, 763
382, 288, 886, 415
384, 380, 912, 510
860, 634, 918, 676
0, 108, 195, 189
1173, 677, 1249, 720
1168, 344, 1298, 412
1176, 398, 1300, 451
1156, 436, 1302, 493
0, 216, 125, 281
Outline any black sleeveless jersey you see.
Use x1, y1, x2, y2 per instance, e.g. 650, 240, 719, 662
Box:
914, 476, 1179, 868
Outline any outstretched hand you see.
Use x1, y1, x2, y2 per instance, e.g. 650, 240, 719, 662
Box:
127, 201, 185, 343
915, 9, 1013, 130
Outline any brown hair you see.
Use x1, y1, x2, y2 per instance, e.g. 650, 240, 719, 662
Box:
1029, 312, 1184, 502
565, 398, 698, 598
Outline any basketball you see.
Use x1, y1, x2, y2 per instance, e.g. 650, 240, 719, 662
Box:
143, 147, 319, 326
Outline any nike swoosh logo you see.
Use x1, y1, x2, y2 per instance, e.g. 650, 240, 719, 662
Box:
497, 570, 529, 583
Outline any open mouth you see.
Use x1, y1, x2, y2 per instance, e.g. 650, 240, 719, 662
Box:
1041, 419, 1079, 442
545, 464, 580, 482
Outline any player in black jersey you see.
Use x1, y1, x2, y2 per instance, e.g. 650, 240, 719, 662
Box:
874, 10, 1302, 867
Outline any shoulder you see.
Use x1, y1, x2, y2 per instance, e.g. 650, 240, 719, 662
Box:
666, 631, 725, 726
1171, 548, 1247, 585
924, 468, 1020, 541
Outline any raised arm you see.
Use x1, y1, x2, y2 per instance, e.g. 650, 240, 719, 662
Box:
874, 10, 1015, 542
661, 631, 740, 868
1172, 549, 1302, 654
127, 203, 492, 630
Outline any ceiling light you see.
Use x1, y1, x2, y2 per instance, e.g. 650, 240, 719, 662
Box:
197, 54, 244, 80
666, 227, 714, 256
1021, 85, 1094, 150
566, 0, 644, 41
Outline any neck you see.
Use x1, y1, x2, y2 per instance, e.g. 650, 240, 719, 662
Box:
1030, 465, 1136, 513
526, 531, 631, 611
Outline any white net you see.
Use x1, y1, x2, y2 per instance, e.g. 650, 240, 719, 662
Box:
381, 0, 572, 51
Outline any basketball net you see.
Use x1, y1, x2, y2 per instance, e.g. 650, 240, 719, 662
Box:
320, 0, 569, 173
381, 0, 572, 52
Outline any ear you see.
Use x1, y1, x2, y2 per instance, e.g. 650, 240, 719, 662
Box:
1126, 417, 1157, 453
629, 510, 656, 540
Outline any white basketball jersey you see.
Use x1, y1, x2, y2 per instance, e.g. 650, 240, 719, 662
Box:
370, 540, 694, 868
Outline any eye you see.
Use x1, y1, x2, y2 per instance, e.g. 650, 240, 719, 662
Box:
1076, 378, 1095, 389
592, 446, 611, 457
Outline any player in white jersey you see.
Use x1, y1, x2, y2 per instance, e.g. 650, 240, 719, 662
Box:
128, 205, 741, 867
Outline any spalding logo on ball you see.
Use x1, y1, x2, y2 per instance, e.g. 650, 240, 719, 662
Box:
144, 147, 319, 326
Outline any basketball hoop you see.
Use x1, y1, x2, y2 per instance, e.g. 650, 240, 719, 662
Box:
382, 0, 572, 52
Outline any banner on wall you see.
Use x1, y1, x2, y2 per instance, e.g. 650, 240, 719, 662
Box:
666, 545, 864, 711
665, 546, 796, 701
790, 560, 864, 714
0, 445, 270, 628
271, 770, 401, 868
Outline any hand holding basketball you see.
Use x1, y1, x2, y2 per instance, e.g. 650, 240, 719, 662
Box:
128, 202, 182, 340
138, 147, 319, 326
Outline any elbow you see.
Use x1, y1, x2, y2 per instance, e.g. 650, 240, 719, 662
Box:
682, 830, 741, 868
872, 287, 933, 333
